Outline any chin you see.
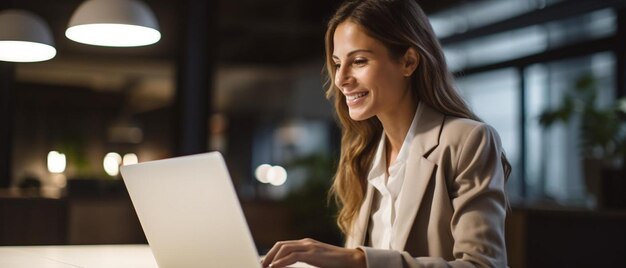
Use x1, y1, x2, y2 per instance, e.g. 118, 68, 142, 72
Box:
348, 110, 373, 121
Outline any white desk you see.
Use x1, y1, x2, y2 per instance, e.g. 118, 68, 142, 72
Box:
0, 244, 316, 268
0, 245, 158, 268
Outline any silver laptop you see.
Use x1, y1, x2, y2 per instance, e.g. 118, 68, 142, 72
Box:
120, 152, 313, 268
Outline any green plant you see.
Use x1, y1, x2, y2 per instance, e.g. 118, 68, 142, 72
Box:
539, 74, 626, 167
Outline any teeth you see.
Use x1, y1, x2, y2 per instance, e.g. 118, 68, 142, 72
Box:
347, 92, 367, 101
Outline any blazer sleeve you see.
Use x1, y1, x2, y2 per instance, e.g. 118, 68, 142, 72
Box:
357, 123, 508, 268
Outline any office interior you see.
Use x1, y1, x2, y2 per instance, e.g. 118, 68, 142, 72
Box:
1, 0, 625, 267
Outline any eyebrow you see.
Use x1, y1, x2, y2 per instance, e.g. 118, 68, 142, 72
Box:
332, 49, 374, 60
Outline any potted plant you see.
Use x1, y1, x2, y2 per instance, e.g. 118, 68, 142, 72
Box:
539, 74, 626, 208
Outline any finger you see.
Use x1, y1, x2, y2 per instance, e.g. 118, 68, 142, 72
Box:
273, 242, 359, 268
262, 242, 282, 267
272, 243, 313, 263
262, 240, 298, 267
270, 251, 310, 268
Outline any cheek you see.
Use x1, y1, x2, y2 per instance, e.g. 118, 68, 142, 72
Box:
371, 72, 408, 107
361, 67, 401, 92
355, 67, 384, 89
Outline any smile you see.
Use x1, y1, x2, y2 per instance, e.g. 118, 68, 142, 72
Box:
346, 92, 369, 101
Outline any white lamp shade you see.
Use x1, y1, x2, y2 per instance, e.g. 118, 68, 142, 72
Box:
66, 0, 161, 47
0, 9, 56, 62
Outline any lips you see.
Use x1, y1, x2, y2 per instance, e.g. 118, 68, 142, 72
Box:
346, 91, 368, 101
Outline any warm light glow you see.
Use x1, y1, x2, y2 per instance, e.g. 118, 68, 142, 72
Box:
47, 151, 66, 173
267, 165, 287, 186
0, 41, 56, 62
103, 152, 122, 176
51, 173, 67, 188
255, 164, 272, 183
65, 24, 161, 47
122, 153, 139, 165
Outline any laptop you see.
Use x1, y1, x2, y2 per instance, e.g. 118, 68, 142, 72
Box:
120, 152, 314, 268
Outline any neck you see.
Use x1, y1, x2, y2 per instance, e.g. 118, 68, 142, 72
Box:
378, 96, 417, 163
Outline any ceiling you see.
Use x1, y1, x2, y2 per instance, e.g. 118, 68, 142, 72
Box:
4, 0, 463, 64
4, 0, 464, 115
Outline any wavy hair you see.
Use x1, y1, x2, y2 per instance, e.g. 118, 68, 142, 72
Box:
324, 0, 512, 236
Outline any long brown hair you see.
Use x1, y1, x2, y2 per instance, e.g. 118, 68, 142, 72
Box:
325, 0, 511, 235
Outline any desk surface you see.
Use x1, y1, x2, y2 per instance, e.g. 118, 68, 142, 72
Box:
0, 245, 158, 268
0, 244, 315, 268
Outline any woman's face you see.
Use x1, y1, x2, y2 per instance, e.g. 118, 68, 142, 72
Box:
332, 21, 413, 121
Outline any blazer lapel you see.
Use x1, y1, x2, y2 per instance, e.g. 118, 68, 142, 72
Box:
390, 103, 444, 250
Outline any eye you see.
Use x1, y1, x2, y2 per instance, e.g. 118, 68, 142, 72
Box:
333, 63, 341, 70
353, 58, 368, 66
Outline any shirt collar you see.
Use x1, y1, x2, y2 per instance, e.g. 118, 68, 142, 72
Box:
367, 102, 420, 181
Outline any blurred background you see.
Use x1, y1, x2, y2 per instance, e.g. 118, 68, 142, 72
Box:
1, 0, 626, 267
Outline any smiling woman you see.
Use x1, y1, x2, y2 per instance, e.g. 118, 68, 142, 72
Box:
262, 0, 511, 268
331, 21, 417, 124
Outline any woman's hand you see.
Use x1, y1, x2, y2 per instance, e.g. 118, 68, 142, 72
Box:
261, 238, 366, 268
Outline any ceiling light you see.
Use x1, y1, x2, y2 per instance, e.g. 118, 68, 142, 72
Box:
0, 9, 56, 62
66, 0, 161, 47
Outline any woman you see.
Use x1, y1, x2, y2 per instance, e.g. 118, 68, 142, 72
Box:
262, 0, 510, 267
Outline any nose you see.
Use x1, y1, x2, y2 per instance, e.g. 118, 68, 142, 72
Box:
334, 64, 352, 92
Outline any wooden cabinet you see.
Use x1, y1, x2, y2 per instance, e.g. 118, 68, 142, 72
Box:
0, 195, 68, 245
506, 207, 626, 267
0, 189, 146, 245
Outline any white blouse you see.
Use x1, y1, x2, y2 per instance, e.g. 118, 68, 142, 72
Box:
367, 107, 420, 249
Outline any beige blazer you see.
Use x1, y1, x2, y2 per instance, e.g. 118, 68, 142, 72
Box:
345, 103, 508, 268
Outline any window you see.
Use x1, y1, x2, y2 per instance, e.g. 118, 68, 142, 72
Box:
524, 52, 615, 205
438, 1, 622, 207
444, 8, 616, 72
430, 0, 565, 39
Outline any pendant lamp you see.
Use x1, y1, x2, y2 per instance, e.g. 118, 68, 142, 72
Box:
0, 9, 56, 62
65, 0, 161, 47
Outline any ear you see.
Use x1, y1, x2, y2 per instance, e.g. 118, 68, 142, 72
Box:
402, 47, 419, 77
